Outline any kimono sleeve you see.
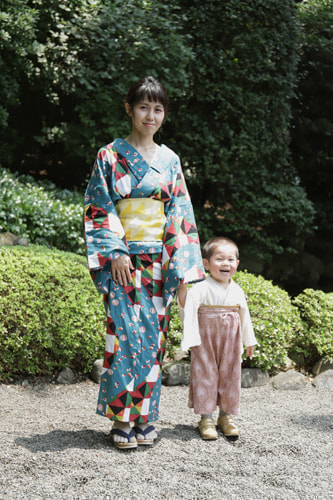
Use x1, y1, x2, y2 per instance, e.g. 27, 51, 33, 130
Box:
84, 147, 129, 293
161, 153, 205, 305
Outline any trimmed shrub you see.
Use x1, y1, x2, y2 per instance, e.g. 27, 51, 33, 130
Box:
290, 289, 333, 369
234, 272, 304, 372
166, 271, 305, 373
0, 167, 84, 254
0, 245, 105, 381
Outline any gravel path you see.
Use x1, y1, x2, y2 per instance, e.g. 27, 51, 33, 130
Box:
0, 379, 332, 499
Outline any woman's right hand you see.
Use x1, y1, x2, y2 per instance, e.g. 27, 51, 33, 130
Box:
111, 254, 134, 286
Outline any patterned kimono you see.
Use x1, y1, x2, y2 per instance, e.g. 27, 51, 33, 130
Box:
84, 138, 205, 423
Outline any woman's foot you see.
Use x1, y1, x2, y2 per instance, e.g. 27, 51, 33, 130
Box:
110, 421, 137, 449
134, 423, 157, 445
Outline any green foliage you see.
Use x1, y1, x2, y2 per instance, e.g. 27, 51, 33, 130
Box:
167, 271, 304, 373
234, 271, 303, 372
172, 0, 315, 275
0, 0, 192, 186
289, 0, 333, 292
166, 299, 184, 360
0, 245, 105, 381
0, 1, 37, 136
0, 167, 84, 254
291, 0, 333, 233
1, 0, 328, 293
290, 289, 333, 368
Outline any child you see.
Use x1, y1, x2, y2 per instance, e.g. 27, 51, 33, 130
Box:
178, 237, 257, 440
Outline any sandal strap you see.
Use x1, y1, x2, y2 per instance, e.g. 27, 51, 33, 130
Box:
111, 428, 136, 441
134, 425, 155, 437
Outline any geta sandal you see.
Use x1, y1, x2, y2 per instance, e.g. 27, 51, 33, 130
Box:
134, 424, 156, 445
110, 428, 137, 449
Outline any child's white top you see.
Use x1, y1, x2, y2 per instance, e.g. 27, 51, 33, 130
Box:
180, 275, 257, 351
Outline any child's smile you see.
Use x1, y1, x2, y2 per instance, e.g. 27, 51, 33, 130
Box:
203, 243, 239, 287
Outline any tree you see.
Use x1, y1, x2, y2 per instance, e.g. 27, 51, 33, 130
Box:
290, 0, 333, 292
0, 0, 37, 162
0, 0, 192, 186
168, 0, 315, 287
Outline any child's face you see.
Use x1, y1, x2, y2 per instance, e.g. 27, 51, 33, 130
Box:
203, 243, 239, 286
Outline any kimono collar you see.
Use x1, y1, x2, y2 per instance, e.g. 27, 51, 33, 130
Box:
114, 138, 164, 182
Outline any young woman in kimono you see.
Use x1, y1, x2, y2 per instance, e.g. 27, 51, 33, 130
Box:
84, 76, 205, 449
178, 237, 257, 440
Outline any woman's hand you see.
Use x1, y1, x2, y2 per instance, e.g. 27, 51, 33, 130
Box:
111, 254, 134, 286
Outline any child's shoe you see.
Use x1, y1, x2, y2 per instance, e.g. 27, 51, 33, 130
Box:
217, 415, 240, 438
198, 417, 218, 440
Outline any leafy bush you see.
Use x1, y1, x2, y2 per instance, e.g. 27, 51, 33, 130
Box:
0, 167, 84, 254
0, 245, 105, 381
290, 289, 333, 369
234, 272, 304, 372
166, 271, 305, 373
167, 300, 184, 360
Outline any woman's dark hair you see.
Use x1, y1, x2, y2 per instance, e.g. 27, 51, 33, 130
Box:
126, 76, 168, 115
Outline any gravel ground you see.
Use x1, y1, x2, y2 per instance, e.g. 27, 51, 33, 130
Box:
0, 379, 332, 499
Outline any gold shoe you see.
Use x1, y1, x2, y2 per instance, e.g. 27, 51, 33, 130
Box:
198, 418, 218, 440
217, 415, 240, 438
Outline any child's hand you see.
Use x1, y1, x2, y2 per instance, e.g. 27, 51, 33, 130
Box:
246, 345, 254, 359
177, 283, 187, 309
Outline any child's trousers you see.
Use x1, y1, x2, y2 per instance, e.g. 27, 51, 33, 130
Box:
189, 306, 243, 416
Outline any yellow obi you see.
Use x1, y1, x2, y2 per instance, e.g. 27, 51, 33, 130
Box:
116, 198, 166, 242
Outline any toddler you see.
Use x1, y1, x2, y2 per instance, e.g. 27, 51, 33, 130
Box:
178, 237, 257, 440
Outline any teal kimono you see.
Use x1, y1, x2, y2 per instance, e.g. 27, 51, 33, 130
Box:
84, 138, 204, 422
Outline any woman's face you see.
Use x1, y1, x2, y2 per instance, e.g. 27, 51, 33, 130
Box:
126, 98, 165, 138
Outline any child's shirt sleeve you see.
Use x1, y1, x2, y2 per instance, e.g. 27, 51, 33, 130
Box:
178, 287, 202, 351
238, 288, 257, 347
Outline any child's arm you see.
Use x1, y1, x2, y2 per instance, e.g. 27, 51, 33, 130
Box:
245, 345, 254, 359
177, 283, 188, 309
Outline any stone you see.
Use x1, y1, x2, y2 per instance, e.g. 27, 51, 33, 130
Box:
282, 357, 296, 371
241, 368, 269, 388
312, 370, 333, 389
173, 350, 189, 362
312, 358, 333, 376
91, 358, 104, 384
162, 361, 191, 386
0, 232, 29, 247
57, 367, 75, 385
271, 370, 307, 390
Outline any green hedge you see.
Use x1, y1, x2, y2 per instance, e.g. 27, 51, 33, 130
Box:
290, 289, 333, 369
0, 245, 105, 381
168, 271, 305, 373
1, 245, 331, 380
0, 167, 84, 254
233, 272, 304, 372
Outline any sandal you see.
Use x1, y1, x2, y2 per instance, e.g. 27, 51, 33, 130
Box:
110, 428, 138, 449
198, 417, 218, 440
134, 424, 156, 445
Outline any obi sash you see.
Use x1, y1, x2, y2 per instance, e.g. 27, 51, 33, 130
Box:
116, 198, 166, 242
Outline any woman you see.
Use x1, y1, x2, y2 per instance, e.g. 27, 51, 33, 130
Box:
84, 76, 205, 449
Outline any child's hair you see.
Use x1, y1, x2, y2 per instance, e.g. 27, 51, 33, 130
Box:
202, 237, 239, 260
126, 75, 168, 115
